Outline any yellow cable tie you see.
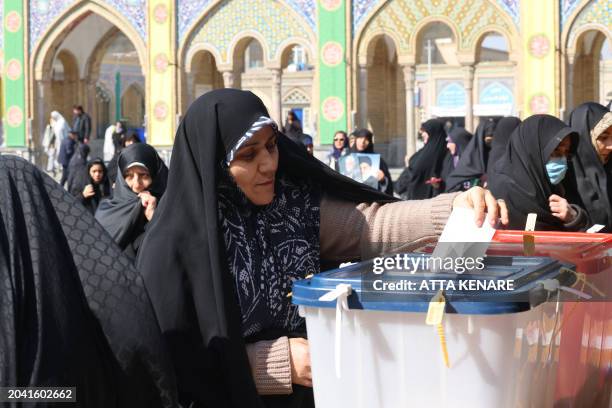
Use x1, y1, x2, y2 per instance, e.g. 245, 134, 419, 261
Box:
437, 323, 450, 368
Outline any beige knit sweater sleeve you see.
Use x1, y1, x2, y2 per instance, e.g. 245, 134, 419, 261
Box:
246, 193, 458, 395
320, 192, 459, 261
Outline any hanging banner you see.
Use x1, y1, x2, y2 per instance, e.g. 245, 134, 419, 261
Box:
522, 1, 558, 116
3, 1, 26, 147
148, 0, 176, 145
318, 0, 347, 144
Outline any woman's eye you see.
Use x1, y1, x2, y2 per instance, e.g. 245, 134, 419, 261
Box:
266, 142, 277, 152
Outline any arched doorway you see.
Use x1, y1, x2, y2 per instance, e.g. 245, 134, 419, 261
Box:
121, 83, 145, 128
474, 32, 515, 122
280, 44, 314, 134
50, 50, 79, 122
233, 37, 266, 90
415, 22, 461, 126
32, 9, 145, 156
184, 50, 223, 112
366, 36, 404, 145
572, 30, 609, 108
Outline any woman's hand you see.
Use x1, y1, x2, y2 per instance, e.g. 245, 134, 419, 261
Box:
377, 170, 385, 182
82, 184, 95, 198
452, 186, 509, 227
139, 191, 157, 221
289, 338, 312, 387
549, 194, 576, 223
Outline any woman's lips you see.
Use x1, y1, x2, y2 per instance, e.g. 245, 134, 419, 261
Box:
257, 179, 274, 187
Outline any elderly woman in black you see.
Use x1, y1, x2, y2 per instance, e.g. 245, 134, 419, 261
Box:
137, 89, 508, 408
96, 143, 167, 257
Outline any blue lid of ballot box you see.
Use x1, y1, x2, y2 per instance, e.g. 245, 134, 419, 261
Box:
292, 254, 574, 314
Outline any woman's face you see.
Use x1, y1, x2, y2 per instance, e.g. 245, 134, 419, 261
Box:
89, 164, 105, 184
229, 125, 278, 206
595, 126, 612, 162
421, 130, 429, 144
447, 140, 457, 155
334, 133, 346, 150
550, 136, 572, 159
355, 136, 370, 152
124, 165, 152, 194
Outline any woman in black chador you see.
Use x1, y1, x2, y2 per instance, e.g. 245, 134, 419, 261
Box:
0, 155, 177, 407
445, 118, 497, 192
96, 143, 167, 257
395, 119, 448, 199
137, 89, 507, 408
488, 115, 589, 231
567, 102, 612, 231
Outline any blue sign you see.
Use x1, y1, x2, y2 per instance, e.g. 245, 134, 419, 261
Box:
437, 83, 466, 108
480, 82, 513, 105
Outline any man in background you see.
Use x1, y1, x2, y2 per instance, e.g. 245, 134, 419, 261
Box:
72, 105, 92, 143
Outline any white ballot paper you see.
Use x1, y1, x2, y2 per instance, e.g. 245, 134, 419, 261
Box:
431, 207, 497, 273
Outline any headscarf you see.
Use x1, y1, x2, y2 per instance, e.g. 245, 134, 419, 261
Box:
329, 131, 348, 160
448, 127, 472, 167
350, 128, 394, 195
488, 115, 579, 230
50, 111, 69, 142
69, 158, 111, 214
104, 124, 117, 162
487, 116, 521, 174
66, 143, 90, 193
0, 155, 177, 407
568, 102, 612, 229
395, 119, 448, 199
137, 89, 393, 408
440, 127, 472, 185
95, 143, 167, 254
445, 118, 497, 192
282, 112, 304, 145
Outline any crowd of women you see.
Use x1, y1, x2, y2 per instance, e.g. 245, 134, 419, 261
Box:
342, 102, 612, 232
2, 88, 609, 408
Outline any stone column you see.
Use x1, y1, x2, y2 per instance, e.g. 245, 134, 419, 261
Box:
402, 64, 416, 159
270, 68, 282, 125
566, 56, 575, 118
86, 80, 97, 139
36, 80, 51, 143
222, 70, 235, 89
463, 65, 475, 132
185, 72, 195, 106
358, 64, 368, 128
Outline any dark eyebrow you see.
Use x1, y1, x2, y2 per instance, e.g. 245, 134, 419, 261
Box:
240, 133, 277, 149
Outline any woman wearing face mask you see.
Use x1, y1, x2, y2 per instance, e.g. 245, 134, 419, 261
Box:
327, 130, 349, 170
350, 128, 394, 195
96, 143, 167, 257
445, 118, 497, 192
567, 102, 612, 231
136, 89, 508, 408
488, 115, 589, 231
395, 119, 449, 200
